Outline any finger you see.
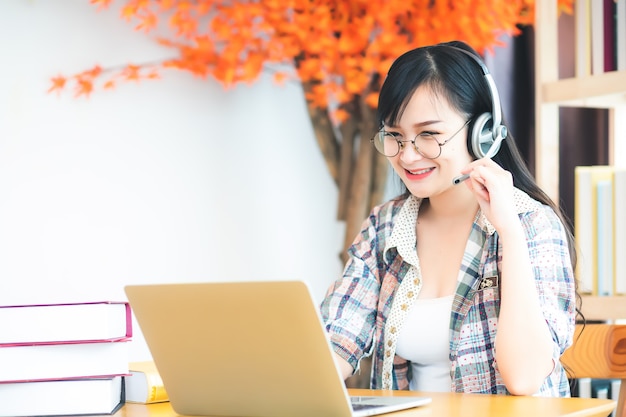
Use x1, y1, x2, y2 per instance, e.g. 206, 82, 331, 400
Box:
468, 171, 490, 202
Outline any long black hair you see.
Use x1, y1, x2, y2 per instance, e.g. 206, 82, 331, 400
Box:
377, 40, 580, 296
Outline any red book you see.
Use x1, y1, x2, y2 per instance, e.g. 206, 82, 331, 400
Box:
604, 0, 617, 72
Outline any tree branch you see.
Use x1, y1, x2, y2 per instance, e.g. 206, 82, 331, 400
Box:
337, 98, 360, 221
359, 100, 387, 208
301, 80, 341, 186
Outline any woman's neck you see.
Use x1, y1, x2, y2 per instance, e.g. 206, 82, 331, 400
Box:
420, 186, 479, 222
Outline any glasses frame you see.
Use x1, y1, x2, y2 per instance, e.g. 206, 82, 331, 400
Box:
371, 120, 470, 159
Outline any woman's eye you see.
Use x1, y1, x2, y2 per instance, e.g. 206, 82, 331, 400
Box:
419, 131, 438, 138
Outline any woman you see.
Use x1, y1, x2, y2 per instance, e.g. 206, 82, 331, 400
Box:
320, 41, 578, 396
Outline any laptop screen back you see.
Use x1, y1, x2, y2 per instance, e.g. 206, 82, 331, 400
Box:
125, 281, 354, 417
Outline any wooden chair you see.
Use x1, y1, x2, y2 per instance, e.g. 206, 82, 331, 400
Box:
561, 324, 626, 417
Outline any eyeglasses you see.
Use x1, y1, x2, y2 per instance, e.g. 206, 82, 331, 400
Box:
371, 120, 470, 159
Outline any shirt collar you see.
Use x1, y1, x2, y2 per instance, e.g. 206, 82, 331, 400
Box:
383, 188, 539, 259
384, 195, 421, 266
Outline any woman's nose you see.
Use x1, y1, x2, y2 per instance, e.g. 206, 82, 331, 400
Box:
399, 141, 424, 163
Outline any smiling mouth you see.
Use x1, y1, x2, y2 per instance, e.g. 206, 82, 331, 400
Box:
407, 167, 434, 175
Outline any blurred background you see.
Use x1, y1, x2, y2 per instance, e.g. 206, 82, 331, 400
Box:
0, 0, 345, 360
1, 0, 581, 364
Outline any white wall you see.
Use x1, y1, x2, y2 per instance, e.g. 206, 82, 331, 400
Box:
0, 0, 344, 360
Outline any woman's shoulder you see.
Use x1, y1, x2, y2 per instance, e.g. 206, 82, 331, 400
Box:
513, 188, 542, 212
514, 188, 565, 234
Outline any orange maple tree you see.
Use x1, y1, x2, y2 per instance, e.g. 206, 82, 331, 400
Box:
51, 0, 573, 260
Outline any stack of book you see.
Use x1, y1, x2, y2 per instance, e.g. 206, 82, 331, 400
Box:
0, 301, 132, 417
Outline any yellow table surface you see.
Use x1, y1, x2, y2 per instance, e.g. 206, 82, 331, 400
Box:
112, 388, 616, 417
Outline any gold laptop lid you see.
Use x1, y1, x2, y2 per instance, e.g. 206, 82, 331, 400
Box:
125, 281, 353, 417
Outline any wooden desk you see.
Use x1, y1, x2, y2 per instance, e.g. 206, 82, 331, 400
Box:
112, 389, 617, 417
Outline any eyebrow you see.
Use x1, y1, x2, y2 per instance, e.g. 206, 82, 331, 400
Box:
384, 120, 444, 129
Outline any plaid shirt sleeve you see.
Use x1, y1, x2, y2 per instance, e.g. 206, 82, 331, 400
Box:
522, 205, 577, 396
319, 199, 403, 373
319, 214, 383, 371
523, 206, 576, 352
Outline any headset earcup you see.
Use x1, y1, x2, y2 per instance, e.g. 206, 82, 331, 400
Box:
471, 112, 497, 158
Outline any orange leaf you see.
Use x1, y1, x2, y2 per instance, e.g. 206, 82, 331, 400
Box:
74, 79, 94, 98
332, 108, 350, 124
47, 76, 66, 94
78, 65, 102, 80
242, 53, 264, 81
146, 70, 160, 80
135, 11, 158, 32
272, 72, 288, 85
365, 92, 379, 109
123, 65, 141, 81
90, 0, 113, 11
158, 0, 175, 11
120, 4, 137, 21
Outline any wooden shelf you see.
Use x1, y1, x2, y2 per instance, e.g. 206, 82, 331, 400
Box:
534, 1, 626, 199
580, 296, 626, 321
535, 3, 626, 325
542, 71, 626, 107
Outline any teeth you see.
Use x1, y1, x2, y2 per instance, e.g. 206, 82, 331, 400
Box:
409, 168, 431, 175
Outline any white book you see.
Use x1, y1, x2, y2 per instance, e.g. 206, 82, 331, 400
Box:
578, 377, 592, 398
0, 376, 123, 417
575, 0, 591, 76
611, 379, 622, 394
591, 0, 605, 74
596, 180, 614, 296
595, 386, 609, 399
0, 301, 131, 345
615, 168, 626, 294
575, 166, 595, 294
0, 341, 129, 382
575, 166, 615, 294
617, 0, 626, 71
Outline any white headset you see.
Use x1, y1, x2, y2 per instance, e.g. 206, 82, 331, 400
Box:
447, 46, 508, 159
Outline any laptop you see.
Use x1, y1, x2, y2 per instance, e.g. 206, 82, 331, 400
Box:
124, 280, 431, 417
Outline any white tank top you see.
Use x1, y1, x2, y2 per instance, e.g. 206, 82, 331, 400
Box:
395, 294, 454, 392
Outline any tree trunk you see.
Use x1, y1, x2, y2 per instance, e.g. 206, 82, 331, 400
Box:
341, 131, 374, 261
337, 100, 359, 221
300, 86, 388, 264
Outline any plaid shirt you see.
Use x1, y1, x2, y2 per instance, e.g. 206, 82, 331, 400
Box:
320, 190, 576, 396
